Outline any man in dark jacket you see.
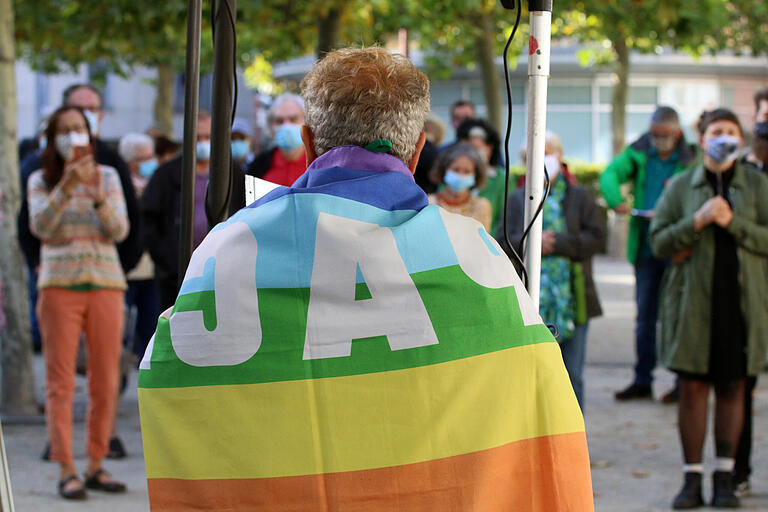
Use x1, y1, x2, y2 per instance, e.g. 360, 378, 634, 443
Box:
143, 112, 245, 311
17, 84, 143, 275
599, 106, 696, 402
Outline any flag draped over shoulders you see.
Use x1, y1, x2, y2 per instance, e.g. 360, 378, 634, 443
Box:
138, 146, 593, 511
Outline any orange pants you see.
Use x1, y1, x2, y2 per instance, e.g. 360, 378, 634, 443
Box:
37, 288, 124, 465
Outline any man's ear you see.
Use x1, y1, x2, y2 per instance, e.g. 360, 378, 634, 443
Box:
301, 125, 317, 167
408, 131, 427, 175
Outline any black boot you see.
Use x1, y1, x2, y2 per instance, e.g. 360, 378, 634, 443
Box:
673, 472, 704, 509
711, 471, 740, 508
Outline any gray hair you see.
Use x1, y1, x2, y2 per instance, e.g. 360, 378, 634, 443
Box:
118, 133, 154, 163
430, 142, 488, 189
267, 93, 305, 121
301, 47, 430, 164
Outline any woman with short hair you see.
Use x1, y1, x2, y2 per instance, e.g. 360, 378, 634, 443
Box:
650, 108, 768, 509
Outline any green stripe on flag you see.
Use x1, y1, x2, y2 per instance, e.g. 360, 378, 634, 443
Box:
138, 265, 552, 389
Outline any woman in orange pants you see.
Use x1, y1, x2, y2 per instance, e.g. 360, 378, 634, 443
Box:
28, 106, 129, 500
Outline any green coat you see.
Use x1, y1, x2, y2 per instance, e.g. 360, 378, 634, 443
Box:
649, 162, 768, 376
599, 133, 696, 264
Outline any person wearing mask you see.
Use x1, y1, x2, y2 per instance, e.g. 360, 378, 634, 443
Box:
731, 88, 768, 497
142, 112, 245, 311
650, 109, 768, 509
28, 106, 129, 499
455, 118, 510, 236
498, 133, 605, 409
117, 133, 160, 362
137, 47, 592, 510
600, 106, 696, 402
428, 143, 492, 232
231, 118, 255, 169
246, 94, 307, 186
18, 83, 140, 461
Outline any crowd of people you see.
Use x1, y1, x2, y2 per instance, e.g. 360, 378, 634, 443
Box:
13, 75, 768, 507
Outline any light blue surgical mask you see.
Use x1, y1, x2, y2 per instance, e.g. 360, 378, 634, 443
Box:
231, 139, 249, 159
444, 169, 476, 192
139, 158, 158, 178
705, 134, 740, 164
274, 123, 303, 152
196, 140, 211, 161
83, 109, 100, 136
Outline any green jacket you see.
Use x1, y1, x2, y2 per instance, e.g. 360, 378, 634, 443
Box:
649, 162, 768, 376
599, 133, 696, 264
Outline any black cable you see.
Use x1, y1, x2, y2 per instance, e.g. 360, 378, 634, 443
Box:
501, 0, 525, 285
501, 0, 551, 289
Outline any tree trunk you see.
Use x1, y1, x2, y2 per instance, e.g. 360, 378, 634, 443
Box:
0, 0, 37, 415
316, 6, 343, 59
475, 11, 502, 134
611, 37, 630, 157
154, 63, 175, 138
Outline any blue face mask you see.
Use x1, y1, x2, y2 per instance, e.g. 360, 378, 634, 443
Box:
705, 134, 740, 164
444, 169, 476, 192
755, 121, 768, 140
274, 123, 303, 152
196, 140, 211, 161
139, 158, 158, 178
231, 139, 250, 159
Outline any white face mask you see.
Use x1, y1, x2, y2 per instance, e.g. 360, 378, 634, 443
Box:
55, 131, 90, 161
543, 154, 561, 181
83, 109, 100, 136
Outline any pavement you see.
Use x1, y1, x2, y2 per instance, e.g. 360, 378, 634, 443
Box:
3, 255, 767, 511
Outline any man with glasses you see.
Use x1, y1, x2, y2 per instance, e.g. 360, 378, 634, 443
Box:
600, 106, 696, 402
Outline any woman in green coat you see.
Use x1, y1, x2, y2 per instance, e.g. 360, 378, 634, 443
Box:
650, 109, 768, 509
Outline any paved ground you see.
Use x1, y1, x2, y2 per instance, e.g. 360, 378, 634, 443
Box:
3, 256, 767, 511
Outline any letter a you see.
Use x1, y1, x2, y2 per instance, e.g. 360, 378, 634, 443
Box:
304, 213, 439, 360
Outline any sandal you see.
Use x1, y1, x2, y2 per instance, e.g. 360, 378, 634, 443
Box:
58, 475, 87, 500
84, 469, 127, 493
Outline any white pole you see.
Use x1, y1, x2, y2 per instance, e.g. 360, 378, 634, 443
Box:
523, 3, 552, 310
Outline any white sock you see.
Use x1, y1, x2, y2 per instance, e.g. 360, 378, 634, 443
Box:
683, 463, 704, 474
716, 457, 735, 472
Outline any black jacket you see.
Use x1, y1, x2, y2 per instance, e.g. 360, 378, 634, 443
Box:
496, 179, 606, 319
245, 147, 276, 178
142, 155, 245, 284
16, 139, 143, 273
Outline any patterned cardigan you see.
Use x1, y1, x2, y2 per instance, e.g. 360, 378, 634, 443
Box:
28, 165, 129, 290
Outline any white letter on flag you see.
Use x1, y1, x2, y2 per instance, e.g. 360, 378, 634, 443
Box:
169, 222, 262, 366
438, 209, 541, 326
303, 213, 439, 360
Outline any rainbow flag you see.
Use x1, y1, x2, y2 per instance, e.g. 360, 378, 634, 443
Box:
138, 147, 593, 510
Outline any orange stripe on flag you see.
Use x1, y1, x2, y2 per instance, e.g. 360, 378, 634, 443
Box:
147, 431, 593, 511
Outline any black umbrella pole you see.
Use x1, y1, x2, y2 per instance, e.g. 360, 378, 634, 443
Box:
178, 0, 203, 287
207, 0, 237, 230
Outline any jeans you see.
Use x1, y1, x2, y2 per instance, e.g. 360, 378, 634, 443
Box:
559, 323, 589, 410
634, 255, 668, 387
26, 263, 42, 351
125, 279, 160, 362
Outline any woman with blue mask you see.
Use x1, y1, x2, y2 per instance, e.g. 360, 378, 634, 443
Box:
650, 108, 768, 509
428, 143, 491, 232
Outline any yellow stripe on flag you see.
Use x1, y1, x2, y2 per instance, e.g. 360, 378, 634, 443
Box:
140, 342, 583, 480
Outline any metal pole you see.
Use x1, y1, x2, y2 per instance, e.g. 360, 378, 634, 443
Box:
523, 0, 552, 309
178, 0, 202, 288
207, 0, 237, 229
0, 422, 14, 512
